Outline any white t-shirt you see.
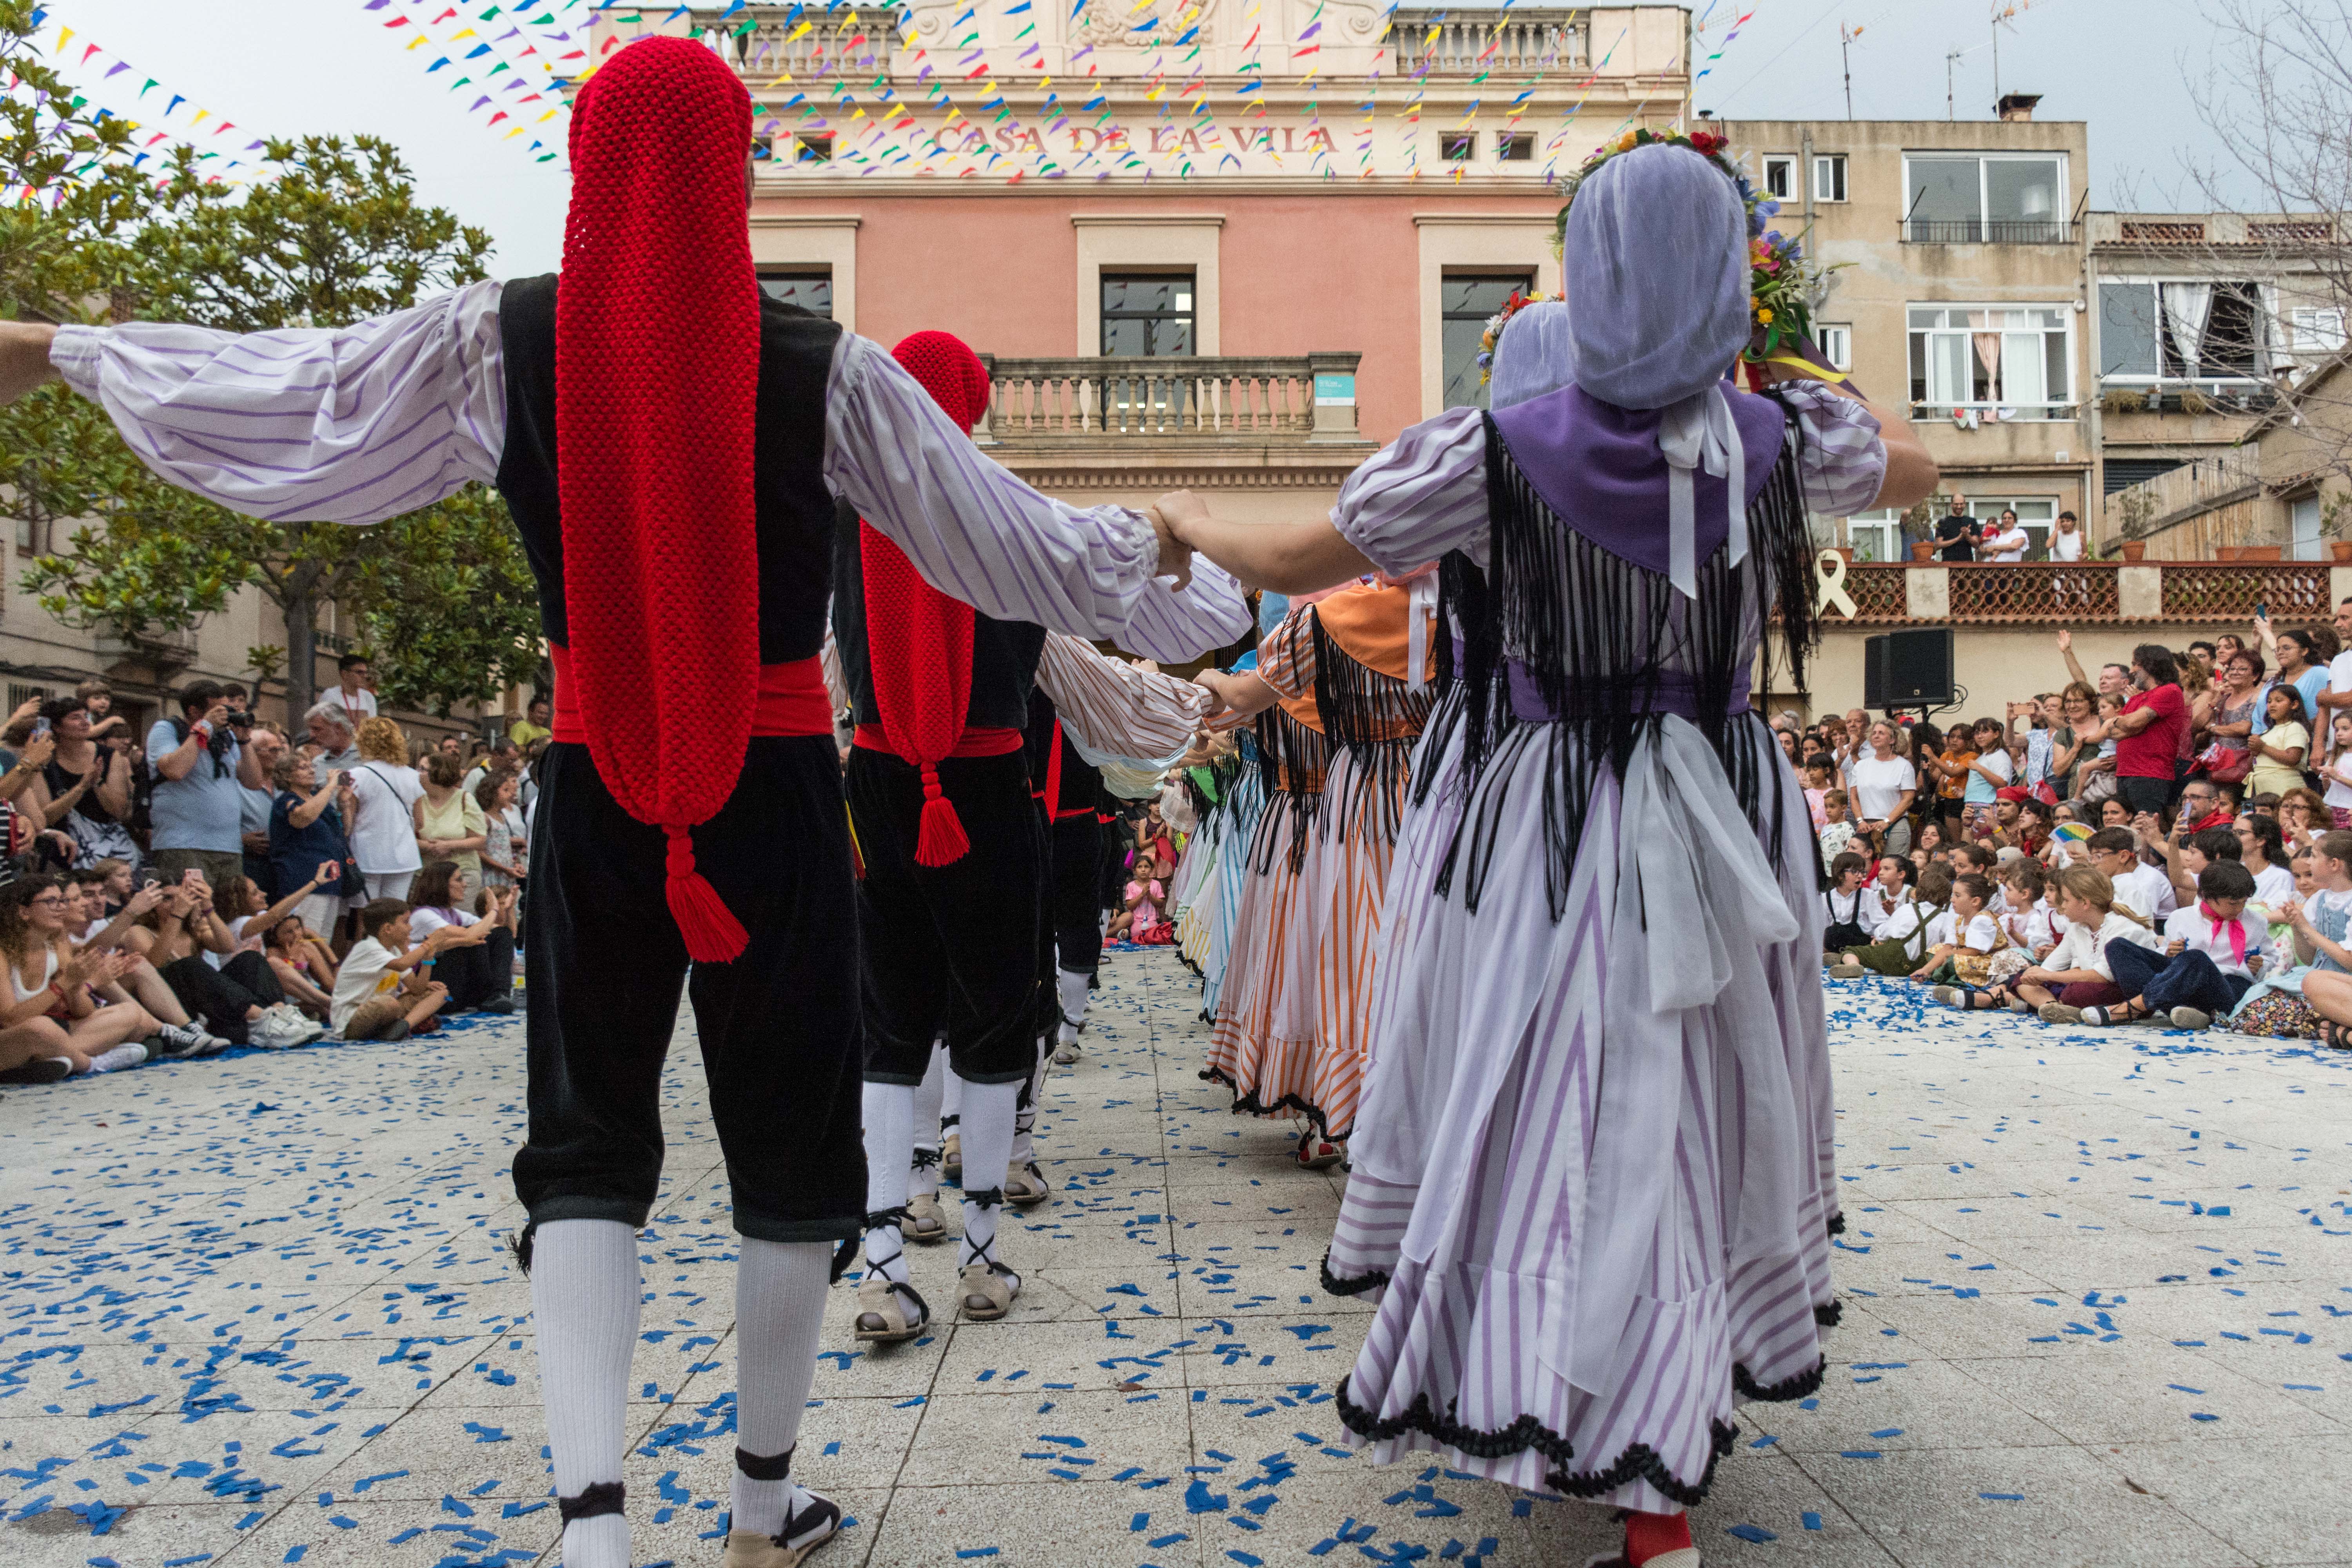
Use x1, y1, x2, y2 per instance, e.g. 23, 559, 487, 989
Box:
2329, 650, 2352, 710
329, 935, 401, 1033
2046, 910, 2163, 980
2112, 859, 2180, 922
407, 905, 478, 942
1866, 885, 1913, 927
2326, 753, 2352, 811
2049, 528, 2085, 562
332, 686, 380, 720
347, 762, 426, 875
2005, 899, 2063, 953
1847, 754, 1917, 824
1986, 525, 2031, 562
1824, 884, 1878, 935
2162, 905, 2264, 978
1878, 900, 1937, 945
2249, 862, 2296, 917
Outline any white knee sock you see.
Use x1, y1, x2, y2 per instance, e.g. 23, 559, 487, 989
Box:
957, 1076, 1019, 1272
1009, 1038, 1049, 1170
530, 1220, 640, 1568
731, 1238, 832, 1540
860, 1081, 913, 1284
940, 1060, 964, 1144
1055, 966, 1090, 1040
910, 1041, 946, 1199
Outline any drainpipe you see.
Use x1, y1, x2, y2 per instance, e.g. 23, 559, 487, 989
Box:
1800, 127, 1832, 546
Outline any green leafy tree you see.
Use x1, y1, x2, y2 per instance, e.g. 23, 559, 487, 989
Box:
350, 486, 544, 717
11, 127, 512, 717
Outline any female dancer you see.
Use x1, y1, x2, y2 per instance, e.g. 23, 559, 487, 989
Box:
1154, 138, 1935, 1566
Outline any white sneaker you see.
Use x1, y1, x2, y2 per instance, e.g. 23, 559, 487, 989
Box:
270, 1005, 327, 1045
249, 1010, 309, 1050
85, 1041, 147, 1074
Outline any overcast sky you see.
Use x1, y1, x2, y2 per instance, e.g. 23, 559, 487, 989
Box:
41, 0, 2254, 278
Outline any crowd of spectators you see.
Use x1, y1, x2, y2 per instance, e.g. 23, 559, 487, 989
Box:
0, 655, 541, 1085
1798, 602, 2352, 1045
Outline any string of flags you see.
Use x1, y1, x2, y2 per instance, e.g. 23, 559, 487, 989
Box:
16, 7, 274, 196
364, 0, 578, 165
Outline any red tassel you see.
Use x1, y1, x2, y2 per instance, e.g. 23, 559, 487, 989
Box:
663, 825, 748, 962
913, 762, 970, 867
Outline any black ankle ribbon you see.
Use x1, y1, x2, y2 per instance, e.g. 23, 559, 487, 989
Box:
558, 1481, 624, 1523
735, 1444, 794, 1482
963, 1186, 1004, 1211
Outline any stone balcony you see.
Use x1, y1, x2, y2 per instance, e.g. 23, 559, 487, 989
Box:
1819, 559, 2339, 626
976, 354, 1376, 501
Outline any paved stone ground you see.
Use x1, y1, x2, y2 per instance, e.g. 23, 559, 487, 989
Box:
2, 950, 2350, 1568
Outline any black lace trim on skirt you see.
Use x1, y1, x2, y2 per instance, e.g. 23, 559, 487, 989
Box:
1332, 1377, 1741, 1508
1320, 1249, 1389, 1298
1197, 1064, 1348, 1139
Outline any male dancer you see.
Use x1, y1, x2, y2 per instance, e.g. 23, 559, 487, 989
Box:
0, 38, 1245, 1568
1029, 685, 1111, 1067
835, 335, 1222, 1339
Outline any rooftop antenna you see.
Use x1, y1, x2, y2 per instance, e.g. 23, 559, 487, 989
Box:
1991, 2, 2020, 102
1840, 24, 1863, 120
1945, 47, 1963, 120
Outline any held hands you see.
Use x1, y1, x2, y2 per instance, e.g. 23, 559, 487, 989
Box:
1143, 505, 1195, 591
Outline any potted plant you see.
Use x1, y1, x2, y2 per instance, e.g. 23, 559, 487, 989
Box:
1909, 539, 1935, 561
2215, 544, 2242, 561
2108, 486, 2158, 562
2119, 539, 2148, 561
2239, 544, 2283, 561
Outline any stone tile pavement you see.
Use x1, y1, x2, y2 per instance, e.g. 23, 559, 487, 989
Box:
1, 952, 2348, 1566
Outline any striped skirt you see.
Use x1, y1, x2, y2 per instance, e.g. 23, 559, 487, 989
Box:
1201, 787, 1322, 1119
1202, 746, 1407, 1138
1324, 712, 1838, 1514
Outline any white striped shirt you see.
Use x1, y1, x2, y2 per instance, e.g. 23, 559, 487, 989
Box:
49, 279, 1250, 662
1326, 382, 1889, 573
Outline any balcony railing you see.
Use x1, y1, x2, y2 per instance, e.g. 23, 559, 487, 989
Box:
1819, 561, 2333, 625
983, 354, 1359, 442
1902, 219, 2078, 245
1390, 9, 1585, 74
702, 6, 898, 76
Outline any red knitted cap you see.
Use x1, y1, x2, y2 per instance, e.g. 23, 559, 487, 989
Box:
889, 331, 990, 432
555, 36, 758, 960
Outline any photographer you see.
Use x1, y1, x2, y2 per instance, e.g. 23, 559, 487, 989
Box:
144, 679, 266, 891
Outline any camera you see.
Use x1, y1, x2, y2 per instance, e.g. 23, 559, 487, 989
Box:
226, 711, 253, 731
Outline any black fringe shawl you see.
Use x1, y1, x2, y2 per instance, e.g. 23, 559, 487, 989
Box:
1251, 601, 1438, 873
1423, 390, 1823, 921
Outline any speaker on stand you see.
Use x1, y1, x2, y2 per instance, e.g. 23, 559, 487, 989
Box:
1863, 628, 1956, 712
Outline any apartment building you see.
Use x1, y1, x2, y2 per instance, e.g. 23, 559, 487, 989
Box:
1715, 96, 2093, 563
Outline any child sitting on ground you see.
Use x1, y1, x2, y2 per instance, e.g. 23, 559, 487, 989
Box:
1831, 863, 1951, 978
264, 916, 336, 1023
2079, 859, 2265, 1029
1915, 873, 2003, 989
329, 898, 457, 1042
1108, 855, 1174, 944
2013, 866, 2166, 1023
1822, 851, 1876, 953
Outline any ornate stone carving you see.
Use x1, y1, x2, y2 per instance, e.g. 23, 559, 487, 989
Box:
1074, 0, 1215, 47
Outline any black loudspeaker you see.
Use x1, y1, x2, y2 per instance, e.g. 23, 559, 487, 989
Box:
1863, 628, 1955, 709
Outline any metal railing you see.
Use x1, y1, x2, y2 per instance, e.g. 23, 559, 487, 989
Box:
1390, 9, 1585, 74
1902, 219, 2078, 245
984, 355, 1354, 440
705, 7, 900, 77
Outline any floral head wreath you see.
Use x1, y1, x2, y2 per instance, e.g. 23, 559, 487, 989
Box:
1474, 287, 1563, 386
1550, 126, 1847, 374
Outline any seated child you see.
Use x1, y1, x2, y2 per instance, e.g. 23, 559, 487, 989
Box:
1831, 863, 1952, 978
1916, 873, 2003, 991
2082, 859, 2264, 1029
328, 898, 457, 1042
2012, 866, 2167, 1024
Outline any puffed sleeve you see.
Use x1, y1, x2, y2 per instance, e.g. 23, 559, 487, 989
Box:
1329, 406, 1492, 572
1775, 381, 1888, 518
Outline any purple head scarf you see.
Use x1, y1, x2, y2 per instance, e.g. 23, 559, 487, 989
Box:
1563, 143, 1752, 410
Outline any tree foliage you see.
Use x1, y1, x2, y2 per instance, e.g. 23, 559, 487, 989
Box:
0, 43, 530, 719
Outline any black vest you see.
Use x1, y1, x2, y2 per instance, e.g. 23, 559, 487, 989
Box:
494, 272, 841, 663
829, 496, 1047, 730
1025, 686, 1105, 818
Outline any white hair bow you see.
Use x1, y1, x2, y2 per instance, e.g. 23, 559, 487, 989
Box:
1657, 385, 1749, 599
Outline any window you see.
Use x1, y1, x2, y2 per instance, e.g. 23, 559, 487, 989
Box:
1100, 275, 1195, 356
1817, 325, 1853, 372
1441, 274, 1534, 410
1907, 305, 2073, 416
2294, 306, 2348, 354
1842, 507, 1905, 564
1442, 132, 1475, 162
2098, 280, 2268, 380
789, 132, 833, 165
1902, 153, 2067, 243
1762, 155, 1795, 200
1812, 154, 1847, 203
757, 271, 833, 318
1496, 132, 1533, 162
